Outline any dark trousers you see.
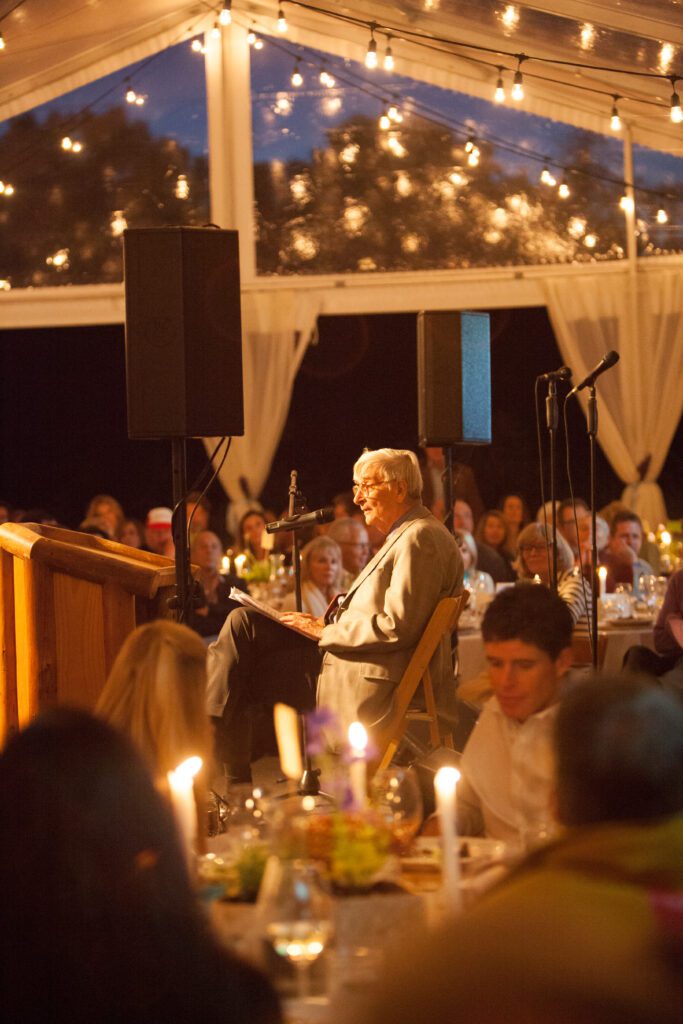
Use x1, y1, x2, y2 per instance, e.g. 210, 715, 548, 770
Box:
212, 609, 322, 780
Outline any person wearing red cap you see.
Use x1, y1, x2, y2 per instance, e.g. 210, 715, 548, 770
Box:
144, 507, 174, 557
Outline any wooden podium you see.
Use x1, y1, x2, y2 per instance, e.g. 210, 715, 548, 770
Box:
0, 523, 178, 744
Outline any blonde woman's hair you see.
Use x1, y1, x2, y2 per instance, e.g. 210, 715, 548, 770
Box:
353, 448, 423, 500
96, 620, 210, 778
514, 522, 575, 579
300, 536, 344, 589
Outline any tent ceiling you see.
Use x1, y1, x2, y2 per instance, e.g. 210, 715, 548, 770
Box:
0, 0, 681, 152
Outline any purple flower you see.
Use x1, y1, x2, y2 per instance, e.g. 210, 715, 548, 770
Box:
304, 706, 340, 755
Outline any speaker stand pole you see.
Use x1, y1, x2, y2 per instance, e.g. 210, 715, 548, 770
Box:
170, 437, 193, 623
443, 446, 454, 535
545, 380, 559, 593
587, 387, 600, 672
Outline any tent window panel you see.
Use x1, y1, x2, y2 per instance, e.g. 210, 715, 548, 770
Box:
632, 147, 683, 258
251, 41, 627, 275
0, 42, 209, 290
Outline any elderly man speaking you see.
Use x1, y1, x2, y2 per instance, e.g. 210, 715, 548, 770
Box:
207, 448, 463, 781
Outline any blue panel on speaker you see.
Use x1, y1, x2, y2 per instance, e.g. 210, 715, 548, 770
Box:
461, 313, 492, 444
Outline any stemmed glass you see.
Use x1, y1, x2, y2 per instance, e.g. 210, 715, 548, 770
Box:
260, 859, 333, 999
369, 767, 424, 855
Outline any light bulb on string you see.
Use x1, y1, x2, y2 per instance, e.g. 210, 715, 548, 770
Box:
247, 26, 257, 45
670, 80, 682, 123
494, 69, 505, 103
191, 38, 203, 53
558, 181, 570, 199
540, 165, 557, 186
379, 108, 391, 130
291, 61, 303, 87
277, 5, 287, 33
61, 136, 73, 151
610, 97, 621, 131
125, 85, 137, 103
619, 194, 635, 214
384, 36, 394, 71
388, 99, 402, 122
211, 20, 221, 40
511, 56, 525, 101
219, 1, 232, 26
135, 94, 146, 106
254, 36, 264, 50
365, 25, 378, 69
656, 208, 669, 224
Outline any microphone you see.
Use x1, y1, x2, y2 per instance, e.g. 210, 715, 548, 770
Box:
568, 350, 620, 396
265, 506, 335, 533
537, 366, 572, 382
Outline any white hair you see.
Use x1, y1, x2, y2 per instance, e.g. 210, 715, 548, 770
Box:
353, 449, 423, 500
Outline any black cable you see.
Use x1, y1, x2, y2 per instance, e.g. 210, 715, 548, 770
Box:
534, 377, 552, 582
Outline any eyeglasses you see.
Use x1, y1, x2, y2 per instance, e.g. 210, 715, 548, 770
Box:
352, 479, 388, 497
520, 543, 552, 554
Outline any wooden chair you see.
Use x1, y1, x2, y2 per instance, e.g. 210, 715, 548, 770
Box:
370, 592, 470, 775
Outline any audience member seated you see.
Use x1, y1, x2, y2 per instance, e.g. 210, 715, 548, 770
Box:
456, 585, 573, 842
331, 490, 357, 519
624, 568, 683, 693
78, 517, 110, 539
419, 446, 484, 523
281, 536, 344, 617
185, 489, 211, 543
96, 620, 211, 780
601, 510, 653, 596
117, 516, 145, 549
473, 509, 516, 582
556, 497, 589, 556
327, 516, 371, 588
145, 506, 175, 557
238, 508, 270, 563
0, 707, 281, 1024
499, 492, 530, 556
577, 512, 609, 575
515, 522, 591, 625
85, 493, 124, 539
189, 530, 247, 640
455, 500, 510, 583
455, 529, 494, 595
364, 677, 683, 1024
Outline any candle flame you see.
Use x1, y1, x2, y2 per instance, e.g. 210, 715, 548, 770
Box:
434, 766, 460, 796
348, 720, 368, 752
598, 567, 607, 579
171, 756, 203, 783
661, 531, 672, 546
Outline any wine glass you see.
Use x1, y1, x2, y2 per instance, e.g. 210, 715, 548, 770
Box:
369, 766, 423, 855
260, 859, 333, 999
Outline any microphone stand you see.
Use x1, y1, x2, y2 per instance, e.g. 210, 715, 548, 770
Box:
545, 381, 559, 593
587, 386, 600, 671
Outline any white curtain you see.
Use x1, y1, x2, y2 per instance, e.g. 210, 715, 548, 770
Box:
544, 268, 683, 528
203, 289, 322, 529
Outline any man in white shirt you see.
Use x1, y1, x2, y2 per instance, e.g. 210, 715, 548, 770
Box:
457, 584, 574, 842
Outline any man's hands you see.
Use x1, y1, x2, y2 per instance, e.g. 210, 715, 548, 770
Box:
280, 612, 324, 640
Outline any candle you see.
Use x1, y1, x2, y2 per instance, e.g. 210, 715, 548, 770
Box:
221, 554, 230, 573
234, 553, 247, 577
167, 755, 203, 869
598, 566, 607, 600
348, 721, 368, 810
434, 766, 462, 910
532, 574, 542, 585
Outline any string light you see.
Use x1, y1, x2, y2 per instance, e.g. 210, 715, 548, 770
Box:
134, 94, 146, 106
211, 20, 221, 40
125, 84, 137, 104
465, 137, 480, 167
379, 108, 391, 130
191, 38, 207, 55
254, 35, 264, 51
583, 233, 597, 248
540, 165, 556, 186
656, 208, 669, 224
175, 174, 190, 200
619, 194, 635, 214
110, 211, 128, 237
558, 181, 571, 199
61, 136, 73, 150
247, 26, 257, 46
319, 64, 335, 87
365, 25, 378, 70
277, 5, 288, 33
0, 181, 15, 196
610, 97, 621, 131
219, 1, 232, 27
670, 79, 682, 124
388, 101, 403, 123
511, 56, 525, 101
494, 68, 505, 104
291, 60, 303, 87
383, 36, 394, 71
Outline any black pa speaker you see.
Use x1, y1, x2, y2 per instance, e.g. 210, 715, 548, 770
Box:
124, 226, 244, 439
417, 311, 492, 446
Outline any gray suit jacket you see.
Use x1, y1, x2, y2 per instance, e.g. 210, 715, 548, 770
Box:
317, 504, 463, 737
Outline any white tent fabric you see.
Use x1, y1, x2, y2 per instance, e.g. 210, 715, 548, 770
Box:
544, 268, 683, 527
202, 289, 322, 530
